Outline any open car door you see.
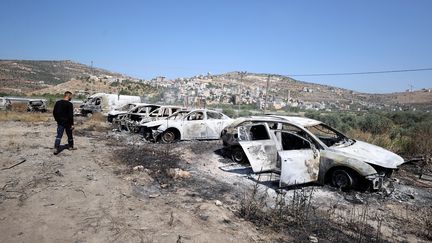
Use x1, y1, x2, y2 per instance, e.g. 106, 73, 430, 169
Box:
276, 131, 320, 186
238, 123, 278, 173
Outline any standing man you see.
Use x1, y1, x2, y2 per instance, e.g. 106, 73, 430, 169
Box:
53, 91, 76, 155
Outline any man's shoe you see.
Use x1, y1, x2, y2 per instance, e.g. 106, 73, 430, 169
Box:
53, 149, 60, 155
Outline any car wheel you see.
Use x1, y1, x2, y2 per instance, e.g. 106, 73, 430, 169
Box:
331, 169, 356, 190
231, 147, 247, 164
161, 130, 176, 143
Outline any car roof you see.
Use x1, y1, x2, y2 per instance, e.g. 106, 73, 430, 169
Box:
230, 115, 321, 127
156, 105, 184, 108
189, 109, 222, 113
267, 115, 321, 127
29, 99, 47, 102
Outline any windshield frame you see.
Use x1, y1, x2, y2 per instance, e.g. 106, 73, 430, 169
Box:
304, 123, 353, 148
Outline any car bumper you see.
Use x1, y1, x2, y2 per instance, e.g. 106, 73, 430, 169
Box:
365, 174, 384, 190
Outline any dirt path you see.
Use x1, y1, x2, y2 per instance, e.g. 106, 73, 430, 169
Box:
0, 121, 262, 242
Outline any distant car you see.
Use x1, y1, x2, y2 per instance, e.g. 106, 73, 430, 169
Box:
107, 103, 148, 123
224, 115, 405, 190
0, 97, 12, 111
27, 99, 47, 112
113, 104, 160, 131
79, 93, 143, 116
125, 106, 186, 133
141, 109, 232, 143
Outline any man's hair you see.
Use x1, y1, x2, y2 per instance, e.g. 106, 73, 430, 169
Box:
64, 91, 72, 97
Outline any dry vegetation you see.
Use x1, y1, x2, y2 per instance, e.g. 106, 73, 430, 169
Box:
0, 111, 52, 122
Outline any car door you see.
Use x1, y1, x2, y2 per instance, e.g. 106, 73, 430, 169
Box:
276, 131, 320, 186
205, 111, 227, 139
238, 123, 278, 173
181, 111, 207, 139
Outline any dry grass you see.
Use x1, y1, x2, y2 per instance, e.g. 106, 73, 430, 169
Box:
76, 113, 110, 133
11, 103, 28, 112
346, 129, 406, 153
0, 111, 52, 122
238, 184, 389, 242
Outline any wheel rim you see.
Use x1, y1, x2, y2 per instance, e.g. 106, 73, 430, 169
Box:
162, 131, 175, 143
232, 149, 244, 163
332, 170, 353, 189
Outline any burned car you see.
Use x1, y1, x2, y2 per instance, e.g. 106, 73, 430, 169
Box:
113, 104, 160, 131
221, 116, 290, 163
27, 99, 47, 112
225, 116, 405, 190
141, 109, 232, 143
126, 106, 185, 133
0, 97, 12, 111
107, 102, 147, 123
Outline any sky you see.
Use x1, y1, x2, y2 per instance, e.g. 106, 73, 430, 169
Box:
1, 0, 431, 93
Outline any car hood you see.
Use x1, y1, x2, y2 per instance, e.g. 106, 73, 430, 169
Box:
108, 110, 127, 116
327, 140, 404, 169
142, 119, 167, 128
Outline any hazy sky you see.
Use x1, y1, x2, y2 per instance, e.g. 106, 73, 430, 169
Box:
1, 0, 431, 93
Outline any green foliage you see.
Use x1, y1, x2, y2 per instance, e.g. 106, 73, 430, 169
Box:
222, 108, 236, 118
306, 110, 432, 156
119, 89, 131, 95
358, 113, 393, 135
110, 81, 120, 87
403, 120, 432, 156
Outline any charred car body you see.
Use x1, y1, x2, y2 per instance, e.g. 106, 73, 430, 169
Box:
133, 106, 187, 132
80, 93, 143, 116
141, 109, 232, 143
113, 104, 160, 131
107, 103, 147, 123
0, 97, 12, 111
27, 99, 47, 112
222, 116, 405, 190
126, 106, 185, 133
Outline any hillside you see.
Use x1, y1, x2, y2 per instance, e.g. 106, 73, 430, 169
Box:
0, 60, 129, 84
1, 60, 430, 110
189, 71, 432, 110
30, 79, 157, 98
0, 60, 135, 95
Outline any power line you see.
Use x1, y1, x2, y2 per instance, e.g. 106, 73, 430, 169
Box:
288, 67, 432, 77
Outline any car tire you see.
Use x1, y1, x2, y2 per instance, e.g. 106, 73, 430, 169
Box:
231, 147, 247, 164
331, 169, 357, 190
161, 130, 176, 144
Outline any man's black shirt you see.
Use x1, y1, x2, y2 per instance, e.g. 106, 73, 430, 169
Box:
53, 100, 74, 126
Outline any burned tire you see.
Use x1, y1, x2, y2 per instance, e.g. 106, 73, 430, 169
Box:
160, 130, 177, 144
231, 147, 247, 164
331, 169, 357, 190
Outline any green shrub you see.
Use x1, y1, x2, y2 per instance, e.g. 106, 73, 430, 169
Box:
403, 120, 432, 156
358, 113, 393, 135
223, 108, 236, 118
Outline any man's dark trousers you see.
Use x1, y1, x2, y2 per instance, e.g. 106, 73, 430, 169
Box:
55, 124, 74, 148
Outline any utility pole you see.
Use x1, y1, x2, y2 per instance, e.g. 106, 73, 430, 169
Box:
264, 75, 270, 114
237, 71, 247, 116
